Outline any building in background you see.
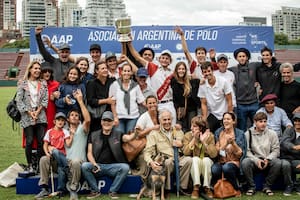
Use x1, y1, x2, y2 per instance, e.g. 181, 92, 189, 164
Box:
1, 0, 17, 30
21, 0, 46, 37
272, 6, 300, 40
0, 0, 20, 40
45, 0, 58, 27
60, 0, 82, 27
239, 16, 267, 26
21, 0, 59, 37
81, 0, 126, 26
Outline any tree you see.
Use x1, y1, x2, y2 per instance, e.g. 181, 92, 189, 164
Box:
274, 33, 289, 45
289, 39, 300, 45
1, 38, 30, 48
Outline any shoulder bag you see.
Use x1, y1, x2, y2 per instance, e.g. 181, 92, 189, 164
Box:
7, 93, 21, 123
122, 134, 146, 162
213, 173, 239, 198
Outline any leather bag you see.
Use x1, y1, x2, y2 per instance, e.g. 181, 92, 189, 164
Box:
122, 137, 146, 162
213, 173, 239, 198
6, 93, 21, 122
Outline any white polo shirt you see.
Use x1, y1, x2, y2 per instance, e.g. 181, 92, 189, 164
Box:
214, 70, 237, 107
197, 76, 232, 120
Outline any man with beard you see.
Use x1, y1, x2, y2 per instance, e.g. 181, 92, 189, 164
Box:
256, 47, 281, 100
35, 26, 73, 82
197, 61, 233, 133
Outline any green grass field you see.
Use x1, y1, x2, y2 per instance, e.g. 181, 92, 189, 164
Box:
0, 87, 299, 200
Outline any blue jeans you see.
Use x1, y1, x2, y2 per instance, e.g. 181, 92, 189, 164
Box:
211, 162, 240, 190
51, 149, 68, 191
115, 118, 138, 134
81, 162, 129, 193
237, 102, 259, 132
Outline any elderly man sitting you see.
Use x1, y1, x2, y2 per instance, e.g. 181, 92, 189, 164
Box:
256, 94, 293, 138
144, 109, 192, 197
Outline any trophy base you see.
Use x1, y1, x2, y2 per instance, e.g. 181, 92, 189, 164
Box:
118, 34, 131, 42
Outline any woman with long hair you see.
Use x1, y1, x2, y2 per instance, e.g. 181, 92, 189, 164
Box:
75, 57, 94, 86
109, 63, 145, 134
211, 112, 247, 197
16, 61, 48, 172
171, 61, 199, 132
55, 66, 86, 115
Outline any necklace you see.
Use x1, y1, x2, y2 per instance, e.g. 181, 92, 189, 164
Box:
29, 80, 38, 89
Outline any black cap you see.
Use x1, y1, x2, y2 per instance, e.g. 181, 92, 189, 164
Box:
89, 44, 101, 52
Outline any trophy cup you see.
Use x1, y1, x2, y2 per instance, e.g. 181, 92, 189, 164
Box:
115, 17, 132, 42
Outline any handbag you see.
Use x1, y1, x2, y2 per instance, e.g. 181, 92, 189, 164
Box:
122, 136, 146, 162
6, 93, 21, 123
87, 104, 106, 119
213, 173, 239, 198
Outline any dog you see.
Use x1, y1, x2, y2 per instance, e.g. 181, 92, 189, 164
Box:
137, 153, 167, 200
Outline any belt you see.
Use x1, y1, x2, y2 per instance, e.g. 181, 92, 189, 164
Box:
159, 99, 173, 104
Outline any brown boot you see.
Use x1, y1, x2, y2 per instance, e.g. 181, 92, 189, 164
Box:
191, 185, 199, 199
204, 187, 213, 198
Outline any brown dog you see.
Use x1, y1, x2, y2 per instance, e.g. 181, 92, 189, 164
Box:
137, 153, 167, 200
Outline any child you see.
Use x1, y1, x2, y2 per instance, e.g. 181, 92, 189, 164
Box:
43, 112, 71, 195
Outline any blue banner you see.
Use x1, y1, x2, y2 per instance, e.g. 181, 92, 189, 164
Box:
30, 25, 273, 54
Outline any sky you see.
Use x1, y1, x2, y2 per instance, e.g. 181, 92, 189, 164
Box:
17, 0, 300, 26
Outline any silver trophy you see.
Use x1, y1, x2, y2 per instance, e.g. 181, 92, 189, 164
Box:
115, 17, 132, 42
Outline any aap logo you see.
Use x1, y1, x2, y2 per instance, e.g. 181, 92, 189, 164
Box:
42, 34, 73, 46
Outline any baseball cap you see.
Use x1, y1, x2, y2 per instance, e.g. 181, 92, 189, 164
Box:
105, 51, 116, 61
59, 43, 70, 50
217, 54, 228, 62
293, 112, 300, 120
89, 44, 101, 52
160, 49, 172, 58
101, 111, 114, 121
136, 68, 148, 77
260, 94, 278, 104
55, 112, 67, 120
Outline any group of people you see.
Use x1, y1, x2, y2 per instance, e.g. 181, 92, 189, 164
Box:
14, 25, 300, 200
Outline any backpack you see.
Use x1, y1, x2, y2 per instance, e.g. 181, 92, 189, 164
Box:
6, 93, 21, 130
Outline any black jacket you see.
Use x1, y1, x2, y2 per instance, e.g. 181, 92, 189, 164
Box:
89, 128, 127, 163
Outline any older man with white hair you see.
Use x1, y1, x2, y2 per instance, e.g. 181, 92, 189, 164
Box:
144, 109, 192, 196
